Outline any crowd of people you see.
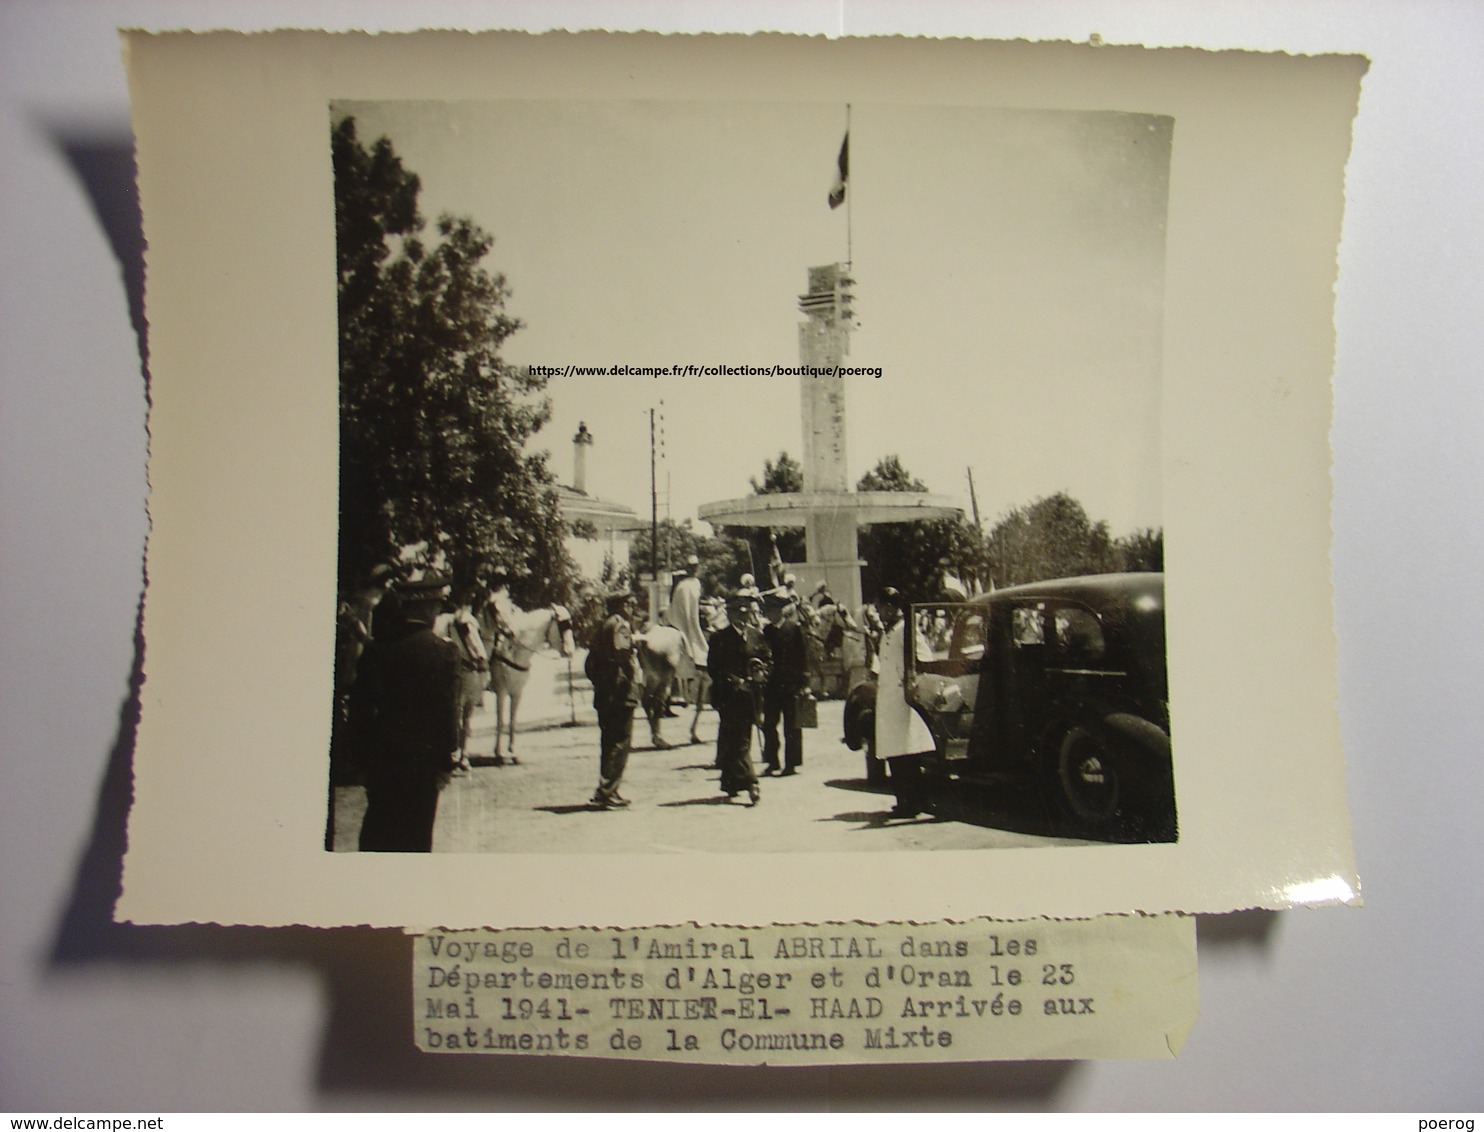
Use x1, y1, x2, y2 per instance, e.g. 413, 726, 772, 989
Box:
331, 550, 914, 850
582, 559, 915, 813
583, 562, 816, 811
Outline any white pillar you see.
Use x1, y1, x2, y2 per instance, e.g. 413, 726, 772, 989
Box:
573, 422, 593, 493
796, 263, 862, 611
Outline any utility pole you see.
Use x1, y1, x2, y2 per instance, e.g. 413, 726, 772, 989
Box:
658, 402, 671, 578
649, 408, 659, 605
967, 466, 983, 529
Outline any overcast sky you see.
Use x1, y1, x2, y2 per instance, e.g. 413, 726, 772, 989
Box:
335, 99, 1170, 537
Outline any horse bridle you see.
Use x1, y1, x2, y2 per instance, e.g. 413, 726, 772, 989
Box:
491, 604, 573, 673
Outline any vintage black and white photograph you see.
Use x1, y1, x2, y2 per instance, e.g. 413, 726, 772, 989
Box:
325, 98, 1174, 855
117, 30, 1361, 928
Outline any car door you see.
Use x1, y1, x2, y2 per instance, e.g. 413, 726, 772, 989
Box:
904, 602, 988, 764
1038, 600, 1124, 727
993, 599, 1053, 770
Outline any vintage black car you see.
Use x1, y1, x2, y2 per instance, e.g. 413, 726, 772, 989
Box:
842, 572, 1174, 843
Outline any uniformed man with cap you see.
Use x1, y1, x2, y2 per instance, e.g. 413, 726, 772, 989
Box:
586, 589, 642, 809
707, 590, 772, 805
761, 592, 809, 776
348, 571, 463, 852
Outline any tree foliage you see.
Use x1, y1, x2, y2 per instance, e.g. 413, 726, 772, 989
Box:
854, 456, 983, 602
856, 454, 927, 494
979, 491, 1162, 588
1114, 527, 1164, 573
855, 467, 1163, 598
733, 450, 806, 571
629, 519, 752, 601
333, 116, 577, 607
749, 452, 803, 495
565, 520, 749, 647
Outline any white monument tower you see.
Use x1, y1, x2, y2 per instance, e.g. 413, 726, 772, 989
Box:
699, 263, 960, 611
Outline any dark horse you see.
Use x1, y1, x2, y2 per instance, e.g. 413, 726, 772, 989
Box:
804, 601, 865, 698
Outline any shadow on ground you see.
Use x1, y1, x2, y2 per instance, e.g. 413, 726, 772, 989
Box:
658, 795, 742, 809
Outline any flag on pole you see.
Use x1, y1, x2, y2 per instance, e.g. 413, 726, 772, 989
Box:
767, 530, 785, 587
828, 132, 849, 210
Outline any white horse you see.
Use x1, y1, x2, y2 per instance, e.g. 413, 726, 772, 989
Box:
635, 625, 710, 749
485, 603, 574, 764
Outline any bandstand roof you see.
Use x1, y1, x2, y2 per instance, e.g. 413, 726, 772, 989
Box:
697, 490, 961, 529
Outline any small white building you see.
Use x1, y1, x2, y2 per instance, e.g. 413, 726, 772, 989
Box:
554, 422, 644, 581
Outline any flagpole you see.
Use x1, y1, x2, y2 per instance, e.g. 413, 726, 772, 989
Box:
845, 102, 853, 269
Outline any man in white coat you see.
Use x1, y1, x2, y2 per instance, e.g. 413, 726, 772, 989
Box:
873, 590, 935, 818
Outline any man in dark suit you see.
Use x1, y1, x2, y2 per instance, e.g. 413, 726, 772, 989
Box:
761, 594, 808, 776
329, 561, 396, 786
708, 592, 770, 805
586, 590, 641, 809
349, 572, 462, 852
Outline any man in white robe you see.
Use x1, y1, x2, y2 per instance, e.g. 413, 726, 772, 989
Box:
665, 555, 708, 670
873, 596, 935, 818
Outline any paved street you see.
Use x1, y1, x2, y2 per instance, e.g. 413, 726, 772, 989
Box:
331, 696, 1088, 854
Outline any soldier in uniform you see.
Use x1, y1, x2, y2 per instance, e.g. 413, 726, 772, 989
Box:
760, 593, 809, 776
349, 572, 462, 852
586, 590, 642, 809
708, 591, 771, 805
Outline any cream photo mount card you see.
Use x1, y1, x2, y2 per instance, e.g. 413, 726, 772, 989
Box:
120, 30, 1361, 928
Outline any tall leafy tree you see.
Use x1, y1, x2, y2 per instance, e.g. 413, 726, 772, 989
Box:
982, 491, 1119, 588
333, 116, 576, 605
855, 456, 983, 601
692, 533, 756, 599
735, 451, 805, 572
749, 451, 803, 495
1114, 527, 1164, 572
629, 519, 751, 600
856, 454, 925, 494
